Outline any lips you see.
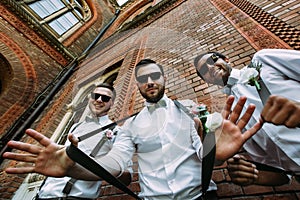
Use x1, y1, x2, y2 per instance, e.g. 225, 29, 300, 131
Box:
146, 86, 158, 91
94, 104, 104, 109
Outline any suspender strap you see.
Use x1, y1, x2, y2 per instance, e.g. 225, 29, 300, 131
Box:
62, 137, 109, 196
201, 132, 216, 196
257, 79, 271, 105
78, 112, 138, 141
173, 100, 215, 195
90, 136, 109, 157
62, 178, 77, 195
62, 122, 110, 196
173, 100, 195, 119
66, 144, 142, 200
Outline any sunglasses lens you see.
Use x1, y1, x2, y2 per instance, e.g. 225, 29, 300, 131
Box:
137, 72, 161, 83
91, 93, 111, 102
91, 93, 98, 100
136, 75, 148, 83
198, 63, 209, 76
101, 95, 111, 102
149, 72, 161, 80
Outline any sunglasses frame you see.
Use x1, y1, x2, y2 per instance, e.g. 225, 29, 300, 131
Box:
136, 72, 162, 83
90, 92, 111, 102
197, 53, 220, 77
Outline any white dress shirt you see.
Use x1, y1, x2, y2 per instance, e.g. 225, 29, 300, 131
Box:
227, 49, 300, 174
38, 115, 115, 199
103, 95, 216, 200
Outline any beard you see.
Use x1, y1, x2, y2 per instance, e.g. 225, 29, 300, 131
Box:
140, 85, 165, 103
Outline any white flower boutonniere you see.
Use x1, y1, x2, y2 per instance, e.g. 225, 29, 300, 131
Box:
205, 112, 223, 132
105, 130, 114, 140
238, 61, 262, 91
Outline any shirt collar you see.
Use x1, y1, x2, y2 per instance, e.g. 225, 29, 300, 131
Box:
145, 95, 168, 113
223, 68, 241, 95
85, 114, 110, 125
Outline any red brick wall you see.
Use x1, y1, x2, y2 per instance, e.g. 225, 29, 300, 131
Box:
1, 0, 300, 199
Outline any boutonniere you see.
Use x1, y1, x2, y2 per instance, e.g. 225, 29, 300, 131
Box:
238, 62, 262, 91
191, 104, 222, 134
191, 104, 210, 133
205, 112, 223, 132
105, 130, 114, 140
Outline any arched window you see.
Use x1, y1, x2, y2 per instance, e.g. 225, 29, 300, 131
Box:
116, 0, 130, 6
0, 53, 13, 95
21, 0, 92, 41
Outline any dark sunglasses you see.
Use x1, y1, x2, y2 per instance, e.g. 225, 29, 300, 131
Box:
197, 53, 219, 76
136, 72, 162, 83
207, 53, 220, 65
91, 92, 111, 102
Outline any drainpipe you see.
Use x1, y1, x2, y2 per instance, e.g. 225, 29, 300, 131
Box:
0, 9, 120, 164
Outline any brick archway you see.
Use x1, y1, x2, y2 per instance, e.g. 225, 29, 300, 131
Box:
0, 33, 37, 135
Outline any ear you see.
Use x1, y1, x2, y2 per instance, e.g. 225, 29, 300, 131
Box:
225, 57, 229, 63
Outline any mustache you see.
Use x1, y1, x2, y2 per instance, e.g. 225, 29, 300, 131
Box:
146, 83, 156, 88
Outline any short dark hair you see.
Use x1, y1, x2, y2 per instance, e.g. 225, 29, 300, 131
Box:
135, 59, 165, 78
94, 83, 116, 101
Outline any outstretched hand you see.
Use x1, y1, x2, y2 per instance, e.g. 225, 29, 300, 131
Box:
215, 96, 262, 161
3, 129, 75, 177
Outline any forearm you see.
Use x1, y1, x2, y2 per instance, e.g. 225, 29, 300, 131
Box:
254, 170, 289, 186
66, 152, 123, 181
117, 170, 132, 186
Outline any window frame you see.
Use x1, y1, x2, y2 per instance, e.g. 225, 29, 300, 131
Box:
20, 0, 92, 41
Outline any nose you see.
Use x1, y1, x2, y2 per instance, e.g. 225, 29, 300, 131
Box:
95, 96, 103, 102
147, 76, 155, 83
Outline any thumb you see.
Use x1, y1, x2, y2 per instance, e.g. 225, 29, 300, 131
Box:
68, 133, 79, 147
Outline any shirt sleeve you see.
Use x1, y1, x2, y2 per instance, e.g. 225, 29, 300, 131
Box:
96, 122, 135, 176
252, 49, 300, 81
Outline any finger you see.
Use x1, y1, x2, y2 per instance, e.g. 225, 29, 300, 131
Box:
227, 158, 256, 172
26, 129, 52, 147
229, 96, 247, 124
5, 167, 35, 174
236, 104, 256, 130
271, 109, 291, 126
68, 133, 79, 147
241, 122, 263, 143
2, 152, 37, 163
261, 96, 274, 118
6, 140, 42, 155
270, 100, 297, 126
222, 95, 235, 119
285, 113, 300, 128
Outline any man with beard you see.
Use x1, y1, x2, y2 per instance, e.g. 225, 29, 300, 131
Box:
193, 49, 300, 186
34, 83, 132, 200
4, 59, 262, 200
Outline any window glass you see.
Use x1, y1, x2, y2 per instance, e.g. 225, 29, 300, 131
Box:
29, 0, 64, 18
23, 0, 91, 39
49, 12, 79, 35
116, 0, 130, 6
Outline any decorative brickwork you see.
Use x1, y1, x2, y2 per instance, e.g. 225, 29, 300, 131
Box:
230, 0, 300, 50
210, 0, 292, 50
0, 33, 37, 136
0, 2, 70, 66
